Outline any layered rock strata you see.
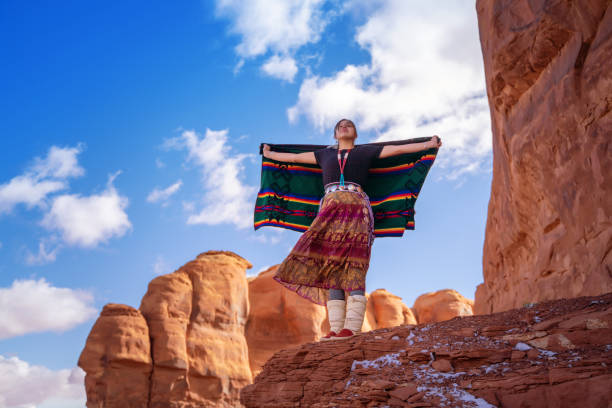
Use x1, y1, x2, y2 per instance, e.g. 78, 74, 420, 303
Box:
241, 292, 612, 407
78, 304, 152, 407
475, 0, 612, 313
78, 251, 253, 408
139, 250, 253, 407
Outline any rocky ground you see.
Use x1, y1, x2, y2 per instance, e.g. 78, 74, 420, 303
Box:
240, 292, 612, 407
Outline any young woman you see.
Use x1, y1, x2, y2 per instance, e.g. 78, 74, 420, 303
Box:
262, 119, 442, 341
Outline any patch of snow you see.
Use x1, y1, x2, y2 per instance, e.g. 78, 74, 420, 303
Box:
537, 349, 557, 358
448, 385, 496, 408
534, 315, 542, 322
407, 361, 506, 407
514, 342, 532, 351
351, 352, 401, 371
391, 335, 400, 340
482, 363, 502, 374
505, 328, 519, 333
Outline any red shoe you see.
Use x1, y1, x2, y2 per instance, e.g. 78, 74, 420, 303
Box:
331, 328, 355, 339
320, 330, 338, 341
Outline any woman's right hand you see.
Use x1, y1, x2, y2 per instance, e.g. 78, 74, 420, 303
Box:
262, 143, 271, 157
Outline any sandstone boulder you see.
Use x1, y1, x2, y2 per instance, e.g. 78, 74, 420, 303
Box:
79, 251, 253, 408
139, 250, 253, 408
413, 289, 474, 323
367, 288, 417, 328
78, 304, 152, 408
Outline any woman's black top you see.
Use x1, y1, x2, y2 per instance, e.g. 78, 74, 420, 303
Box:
314, 144, 383, 189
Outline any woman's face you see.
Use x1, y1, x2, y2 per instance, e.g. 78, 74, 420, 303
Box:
335, 120, 357, 141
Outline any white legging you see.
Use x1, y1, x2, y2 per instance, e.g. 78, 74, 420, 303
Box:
329, 288, 365, 300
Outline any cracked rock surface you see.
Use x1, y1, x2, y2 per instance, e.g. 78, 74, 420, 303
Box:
240, 293, 612, 408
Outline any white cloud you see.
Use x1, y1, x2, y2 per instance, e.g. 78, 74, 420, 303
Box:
25, 241, 59, 266
32, 145, 85, 180
0, 278, 97, 340
216, 0, 328, 57
155, 158, 166, 168
152, 255, 171, 276
0, 356, 85, 408
248, 228, 285, 245
182, 201, 195, 213
261, 54, 298, 82
287, 0, 492, 178
167, 129, 257, 229
41, 173, 131, 248
0, 146, 84, 214
146, 180, 182, 205
0, 176, 66, 214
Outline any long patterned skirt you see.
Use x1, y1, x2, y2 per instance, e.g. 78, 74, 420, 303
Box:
273, 189, 375, 305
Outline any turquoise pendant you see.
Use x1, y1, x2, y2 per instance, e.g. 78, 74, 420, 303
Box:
340, 174, 345, 187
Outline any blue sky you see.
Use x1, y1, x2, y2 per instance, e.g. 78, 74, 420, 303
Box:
0, 1, 491, 406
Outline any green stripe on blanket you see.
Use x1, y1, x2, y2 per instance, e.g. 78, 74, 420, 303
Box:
254, 137, 438, 237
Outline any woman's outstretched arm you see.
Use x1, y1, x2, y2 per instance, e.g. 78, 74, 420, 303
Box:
378, 135, 442, 159
262, 144, 317, 165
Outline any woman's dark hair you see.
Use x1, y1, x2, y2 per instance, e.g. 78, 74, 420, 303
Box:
333, 118, 357, 140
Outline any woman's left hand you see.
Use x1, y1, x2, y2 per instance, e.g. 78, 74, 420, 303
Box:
428, 135, 442, 149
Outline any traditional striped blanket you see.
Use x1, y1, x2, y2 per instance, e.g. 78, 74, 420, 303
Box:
254, 137, 438, 237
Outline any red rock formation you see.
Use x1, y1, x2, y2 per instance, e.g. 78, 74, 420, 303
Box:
79, 253, 475, 407
79, 251, 253, 408
368, 288, 417, 328
78, 304, 152, 408
475, 0, 612, 314
413, 289, 474, 324
139, 250, 252, 408
241, 293, 612, 407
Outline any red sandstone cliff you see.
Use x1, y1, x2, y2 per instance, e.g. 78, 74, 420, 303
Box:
475, 0, 612, 314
